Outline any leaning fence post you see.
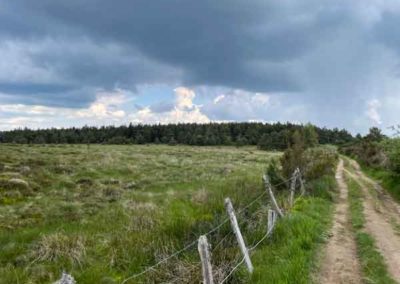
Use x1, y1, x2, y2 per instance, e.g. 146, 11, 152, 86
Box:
224, 198, 254, 273
267, 209, 277, 235
198, 235, 214, 284
289, 170, 298, 207
263, 175, 284, 217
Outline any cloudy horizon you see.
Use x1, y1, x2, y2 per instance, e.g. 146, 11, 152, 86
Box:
1, 1, 400, 134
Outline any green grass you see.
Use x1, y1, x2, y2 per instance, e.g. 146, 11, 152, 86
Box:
345, 173, 395, 284
0, 144, 337, 283
249, 175, 335, 283
0, 144, 283, 283
362, 167, 400, 203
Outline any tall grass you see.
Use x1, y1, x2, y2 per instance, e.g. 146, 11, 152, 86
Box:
0, 144, 339, 283
0, 144, 278, 283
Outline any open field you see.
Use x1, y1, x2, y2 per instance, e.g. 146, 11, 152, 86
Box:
0, 144, 282, 283
0, 144, 339, 284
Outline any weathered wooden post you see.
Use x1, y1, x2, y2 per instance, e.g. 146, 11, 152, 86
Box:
263, 175, 284, 217
224, 198, 254, 273
55, 272, 76, 284
296, 168, 306, 195
198, 235, 214, 284
289, 170, 298, 207
267, 209, 277, 235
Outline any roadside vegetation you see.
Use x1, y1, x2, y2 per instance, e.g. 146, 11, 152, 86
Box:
250, 126, 338, 283
341, 127, 400, 201
345, 173, 395, 283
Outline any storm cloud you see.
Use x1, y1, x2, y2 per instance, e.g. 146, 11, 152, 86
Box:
1, 0, 400, 133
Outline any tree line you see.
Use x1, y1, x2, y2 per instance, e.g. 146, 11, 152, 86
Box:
0, 122, 353, 150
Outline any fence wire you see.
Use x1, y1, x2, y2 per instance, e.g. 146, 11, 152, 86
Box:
120, 175, 297, 283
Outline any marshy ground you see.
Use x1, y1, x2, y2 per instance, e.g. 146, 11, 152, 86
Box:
0, 144, 280, 283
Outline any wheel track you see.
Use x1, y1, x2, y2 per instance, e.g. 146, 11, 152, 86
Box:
319, 159, 362, 284
346, 159, 400, 282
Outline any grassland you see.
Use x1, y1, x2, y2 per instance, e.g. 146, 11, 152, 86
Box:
0, 144, 335, 283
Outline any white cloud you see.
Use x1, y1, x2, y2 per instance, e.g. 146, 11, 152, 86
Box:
130, 87, 210, 124
366, 99, 382, 125
0, 87, 210, 130
76, 89, 127, 119
213, 95, 225, 104
203, 89, 274, 121
251, 93, 270, 105
0, 88, 131, 130
174, 87, 196, 109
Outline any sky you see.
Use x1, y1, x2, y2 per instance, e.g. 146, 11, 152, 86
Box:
1, 1, 400, 134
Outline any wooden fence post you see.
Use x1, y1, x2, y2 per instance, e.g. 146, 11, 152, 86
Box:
224, 198, 254, 273
267, 209, 277, 235
263, 175, 284, 217
289, 170, 298, 207
296, 168, 306, 195
55, 272, 76, 284
198, 235, 214, 284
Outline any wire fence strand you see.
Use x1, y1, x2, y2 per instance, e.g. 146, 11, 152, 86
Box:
120, 175, 295, 283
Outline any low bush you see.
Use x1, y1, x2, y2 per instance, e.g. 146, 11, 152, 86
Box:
302, 146, 338, 180
382, 138, 400, 175
281, 145, 338, 181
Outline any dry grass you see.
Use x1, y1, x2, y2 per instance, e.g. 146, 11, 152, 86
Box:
31, 232, 86, 265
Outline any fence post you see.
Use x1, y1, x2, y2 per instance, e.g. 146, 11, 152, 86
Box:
289, 170, 298, 207
263, 175, 284, 217
267, 209, 277, 235
55, 272, 76, 284
224, 198, 254, 273
297, 168, 306, 195
198, 235, 214, 284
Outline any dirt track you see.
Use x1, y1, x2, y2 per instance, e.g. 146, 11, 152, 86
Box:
319, 159, 362, 283
347, 159, 400, 282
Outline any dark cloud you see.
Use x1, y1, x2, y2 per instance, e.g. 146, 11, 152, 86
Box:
0, 0, 358, 97
0, 83, 74, 95
0, 87, 96, 108
374, 11, 400, 56
1, 0, 400, 133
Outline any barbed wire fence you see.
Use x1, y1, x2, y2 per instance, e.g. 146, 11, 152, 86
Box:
57, 168, 306, 284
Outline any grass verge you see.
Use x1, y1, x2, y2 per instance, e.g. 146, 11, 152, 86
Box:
362, 167, 400, 203
345, 173, 395, 284
249, 175, 335, 283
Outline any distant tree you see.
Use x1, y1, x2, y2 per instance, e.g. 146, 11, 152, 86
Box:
135, 133, 145, 144
258, 131, 286, 150
303, 124, 319, 148
168, 137, 177, 146
33, 136, 46, 144
235, 135, 248, 147
0, 122, 354, 146
365, 127, 385, 142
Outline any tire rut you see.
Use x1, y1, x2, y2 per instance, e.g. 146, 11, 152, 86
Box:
319, 159, 362, 284
347, 159, 400, 282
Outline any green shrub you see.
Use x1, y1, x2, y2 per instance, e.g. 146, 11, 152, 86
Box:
302, 146, 338, 180
266, 159, 286, 190
382, 138, 400, 175
281, 146, 338, 181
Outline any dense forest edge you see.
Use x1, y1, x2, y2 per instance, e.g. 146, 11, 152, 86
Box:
0, 122, 353, 150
